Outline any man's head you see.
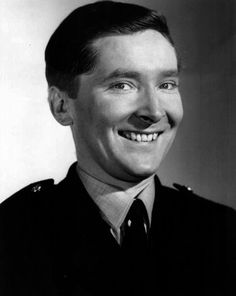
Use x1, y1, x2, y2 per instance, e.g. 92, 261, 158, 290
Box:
46, 1, 183, 182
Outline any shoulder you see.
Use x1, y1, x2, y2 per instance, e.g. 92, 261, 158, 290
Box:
0, 179, 55, 218
0, 179, 56, 246
160, 181, 231, 210
0, 162, 79, 222
1, 179, 55, 203
159, 181, 236, 231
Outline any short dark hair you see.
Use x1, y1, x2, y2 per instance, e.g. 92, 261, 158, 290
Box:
45, 1, 174, 98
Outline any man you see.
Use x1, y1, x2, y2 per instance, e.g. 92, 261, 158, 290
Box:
0, 1, 236, 295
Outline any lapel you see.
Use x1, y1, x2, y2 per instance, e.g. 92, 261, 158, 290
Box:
150, 176, 177, 244
54, 162, 120, 245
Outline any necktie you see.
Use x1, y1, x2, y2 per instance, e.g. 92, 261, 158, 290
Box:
120, 198, 150, 295
121, 198, 149, 251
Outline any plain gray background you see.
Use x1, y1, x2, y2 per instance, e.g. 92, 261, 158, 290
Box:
1, 0, 235, 208
150, 0, 236, 208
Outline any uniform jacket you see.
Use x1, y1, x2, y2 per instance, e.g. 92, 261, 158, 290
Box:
0, 162, 236, 296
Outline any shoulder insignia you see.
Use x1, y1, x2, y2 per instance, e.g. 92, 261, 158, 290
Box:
31, 184, 42, 193
1, 179, 55, 206
173, 183, 193, 193
30, 179, 54, 193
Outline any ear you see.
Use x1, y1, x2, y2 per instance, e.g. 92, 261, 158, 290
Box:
48, 86, 73, 126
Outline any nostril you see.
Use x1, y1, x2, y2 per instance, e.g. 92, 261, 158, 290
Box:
128, 114, 157, 129
139, 115, 154, 124
134, 109, 166, 125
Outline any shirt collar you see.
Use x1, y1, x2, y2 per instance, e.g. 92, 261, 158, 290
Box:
77, 165, 155, 231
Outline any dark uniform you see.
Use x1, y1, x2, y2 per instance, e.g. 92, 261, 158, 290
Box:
1, 162, 236, 296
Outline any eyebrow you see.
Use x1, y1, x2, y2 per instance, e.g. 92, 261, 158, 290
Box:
101, 69, 141, 83
101, 68, 179, 83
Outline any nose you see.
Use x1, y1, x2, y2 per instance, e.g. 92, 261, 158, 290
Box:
134, 89, 165, 124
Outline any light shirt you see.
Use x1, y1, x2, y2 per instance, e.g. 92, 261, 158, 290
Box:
77, 165, 155, 244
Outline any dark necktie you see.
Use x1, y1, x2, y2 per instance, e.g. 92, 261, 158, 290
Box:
120, 198, 150, 295
121, 198, 149, 251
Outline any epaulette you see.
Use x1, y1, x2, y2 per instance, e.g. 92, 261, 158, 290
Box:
173, 183, 193, 194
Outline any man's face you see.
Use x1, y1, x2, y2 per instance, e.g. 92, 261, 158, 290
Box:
69, 30, 183, 182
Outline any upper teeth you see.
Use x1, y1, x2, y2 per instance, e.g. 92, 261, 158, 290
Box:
122, 132, 158, 142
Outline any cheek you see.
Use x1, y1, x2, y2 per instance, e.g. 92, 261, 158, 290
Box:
164, 96, 183, 126
72, 97, 97, 127
175, 99, 184, 123
94, 97, 134, 124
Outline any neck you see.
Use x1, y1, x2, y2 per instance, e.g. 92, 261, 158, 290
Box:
76, 160, 155, 191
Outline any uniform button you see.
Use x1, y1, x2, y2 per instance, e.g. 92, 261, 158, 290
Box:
32, 184, 42, 192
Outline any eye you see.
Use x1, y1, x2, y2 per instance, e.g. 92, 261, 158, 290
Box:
159, 81, 178, 90
110, 82, 134, 91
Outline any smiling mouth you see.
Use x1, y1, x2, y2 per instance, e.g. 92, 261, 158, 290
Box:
118, 131, 163, 143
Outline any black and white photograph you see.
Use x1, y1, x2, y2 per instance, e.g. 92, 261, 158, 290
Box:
0, 0, 236, 295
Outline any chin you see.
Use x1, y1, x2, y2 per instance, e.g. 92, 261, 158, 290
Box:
124, 161, 161, 181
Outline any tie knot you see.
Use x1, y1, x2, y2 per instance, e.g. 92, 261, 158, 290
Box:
126, 198, 149, 229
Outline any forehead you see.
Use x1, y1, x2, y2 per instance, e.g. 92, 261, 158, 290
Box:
92, 30, 178, 76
